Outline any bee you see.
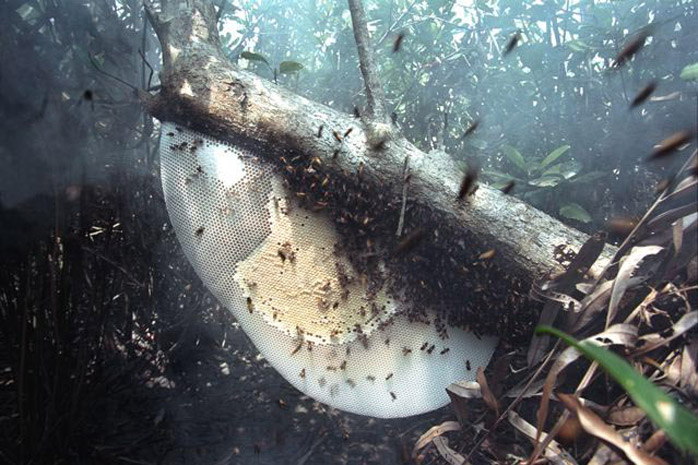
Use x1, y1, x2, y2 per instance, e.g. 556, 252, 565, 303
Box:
462, 120, 479, 139
327, 366, 337, 372
402, 347, 412, 356
385, 372, 393, 380
246, 297, 254, 314
613, 31, 648, 68
394, 228, 425, 256
440, 348, 450, 355
466, 360, 471, 371
501, 180, 515, 195
390, 391, 397, 401
479, 249, 496, 260
340, 360, 347, 370
291, 342, 303, 356
278, 399, 286, 409
166, 132, 175, 137
299, 368, 306, 378
307, 341, 313, 352
458, 165, 479, 199
649, 130, 693, 160
346, 379, 356, 388
366, 375, 376, 382
195, 226, 205, 237
317, 124, 324, 138
630, 81, 657, 108
503, 30, 521, 56
384, 338, 390, 346
333, 130, 342, 142
343, 127, 353, 138
393, 32, 405, 53
353, 106, 361, 118
426, 345, 435, 354
420, 342, 428, 351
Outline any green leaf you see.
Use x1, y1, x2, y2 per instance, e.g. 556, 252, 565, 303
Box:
528, 176, 562, 188
565, 39, 592, 52
569, 171, 607, 184
503, 145, 527, 174
541, 145, 571, 169
536, 325, 698, 457
559, 203, 592, 223
240, 51, 270, 66
680, 62, 698, 81
542, 160, 581, 180
278, 60, 304, 74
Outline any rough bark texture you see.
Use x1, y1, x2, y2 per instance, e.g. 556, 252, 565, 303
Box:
143, 0, 616, 341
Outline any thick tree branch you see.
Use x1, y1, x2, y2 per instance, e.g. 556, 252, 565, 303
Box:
142, 0, 616, 340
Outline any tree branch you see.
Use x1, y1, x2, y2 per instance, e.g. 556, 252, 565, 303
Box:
141, 0, 616, 340
347, 0, 391, 141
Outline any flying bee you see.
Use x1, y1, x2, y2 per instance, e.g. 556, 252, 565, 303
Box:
649, 130, 693, 160
501, 180, 515, 195
503, 30, 521, 56
462, 120, 479, 139
613, 31, 648, 68
630, 81, 657, 108
394, 228, 425, 256
195, 226, 205, 237
458, 165, 479, 199
393, 31, 405, 53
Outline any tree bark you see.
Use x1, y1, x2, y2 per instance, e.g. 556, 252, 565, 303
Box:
143, 0, 616, 341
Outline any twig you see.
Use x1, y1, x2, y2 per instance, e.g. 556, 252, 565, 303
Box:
462, 344, 559, 464
296, 430, 327, 465
396, 155, 410, 237
347, 0, 389, 123
89, 53, 137, 91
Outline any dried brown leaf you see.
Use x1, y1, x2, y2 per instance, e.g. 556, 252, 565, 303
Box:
665, 337, 698, 395
536, 325, 638, 446
607, 405, 646, 426
634, 311, 698, 356
507, 411, 578, 465
432, 436, 467, 465
608, 245, 664, 326
557, 393, 669, 465
477, 366, 500, 416
412, 421, 461, 458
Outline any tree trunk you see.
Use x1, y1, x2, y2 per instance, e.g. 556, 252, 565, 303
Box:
142, 0, 615, 342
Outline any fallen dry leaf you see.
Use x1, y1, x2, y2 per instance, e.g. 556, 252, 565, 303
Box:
412, 420, 461, 459
557, 393, 669, 465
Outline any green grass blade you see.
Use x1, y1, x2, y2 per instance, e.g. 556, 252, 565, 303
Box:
536, 325, 698, 456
